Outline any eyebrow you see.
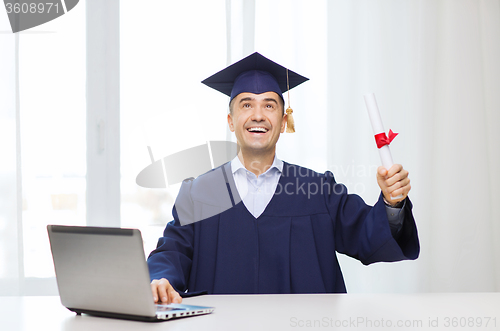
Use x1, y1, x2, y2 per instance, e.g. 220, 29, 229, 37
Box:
238, 97, 278, 104
263, 98, 278, 105
239, 97, 254, 104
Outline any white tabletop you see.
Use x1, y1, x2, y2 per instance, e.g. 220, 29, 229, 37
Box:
1, 293, 499, 330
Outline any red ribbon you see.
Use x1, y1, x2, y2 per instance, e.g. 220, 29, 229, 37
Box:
374, 129, 398, 149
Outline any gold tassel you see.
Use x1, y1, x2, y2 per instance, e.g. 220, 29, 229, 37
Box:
286, 107, 295, 133
285, 68, 295, 133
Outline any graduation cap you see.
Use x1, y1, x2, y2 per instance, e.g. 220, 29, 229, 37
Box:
202, 52, 309, 133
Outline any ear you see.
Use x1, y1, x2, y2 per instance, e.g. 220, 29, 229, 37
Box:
227, 113, 235, 132
280, 113, 287, 133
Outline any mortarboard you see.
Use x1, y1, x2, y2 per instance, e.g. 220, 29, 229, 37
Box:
201, 52, 309, 132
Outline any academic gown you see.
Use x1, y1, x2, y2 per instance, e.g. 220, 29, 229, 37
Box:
147, 162, 419, 296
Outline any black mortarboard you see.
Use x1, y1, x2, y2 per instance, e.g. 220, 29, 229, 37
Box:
202, 52, 308, 101
201, 52, 309, 132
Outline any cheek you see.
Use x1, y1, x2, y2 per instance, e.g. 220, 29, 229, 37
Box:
235, 114, 250, 127
232, 118, 246, 133
275, 116, 285, 130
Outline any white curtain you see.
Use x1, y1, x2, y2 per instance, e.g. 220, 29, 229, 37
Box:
246, 0, 500, 292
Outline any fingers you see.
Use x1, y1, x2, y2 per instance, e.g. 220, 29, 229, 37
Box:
377, 164, 411, 202
151, 278, 182, 304
385, 169, 409, 187
150, 279, 162, 303
387, 164, 403, 178
168, 285, 182, 304
156, 279, 168, 303
386, 177, 411, 198
377, 166, 388, 177
378, 165, 408, 185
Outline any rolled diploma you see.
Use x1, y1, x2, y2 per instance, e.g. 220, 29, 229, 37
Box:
363, 93, 401, 199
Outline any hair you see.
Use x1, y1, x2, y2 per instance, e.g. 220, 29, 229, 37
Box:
228, 95, 285, 115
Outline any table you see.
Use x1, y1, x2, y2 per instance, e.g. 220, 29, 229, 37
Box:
1, 293, 499, 330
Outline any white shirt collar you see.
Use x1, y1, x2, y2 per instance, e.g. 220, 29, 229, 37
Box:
231, 154, 283, 176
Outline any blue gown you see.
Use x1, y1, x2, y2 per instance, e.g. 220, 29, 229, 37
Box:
147, 162, 419, 296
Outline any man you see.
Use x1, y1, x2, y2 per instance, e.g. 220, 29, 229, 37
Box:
148, 52, 419, 304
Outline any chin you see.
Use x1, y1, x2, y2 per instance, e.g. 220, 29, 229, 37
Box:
246, 144, 275, 154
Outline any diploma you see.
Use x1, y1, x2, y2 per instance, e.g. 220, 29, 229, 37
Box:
364, 93, 402, 199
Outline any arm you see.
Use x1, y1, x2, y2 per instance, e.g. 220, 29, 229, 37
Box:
385, 201, 406, 238
147, 180, 196, 304
147, 210, 194, 304
324, 170, 419, 265
378, 164, 411, 238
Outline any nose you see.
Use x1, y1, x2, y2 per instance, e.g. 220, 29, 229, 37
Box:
250, 107, 265, 122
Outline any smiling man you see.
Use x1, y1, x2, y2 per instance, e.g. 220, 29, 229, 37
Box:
228, 91, 284, 174
147, 53, 419, 304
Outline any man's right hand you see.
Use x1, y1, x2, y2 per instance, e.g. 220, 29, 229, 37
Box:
150, 278, 182, 304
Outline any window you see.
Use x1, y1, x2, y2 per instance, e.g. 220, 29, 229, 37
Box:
19, 2, 86, 279
120, 0, 227, 255
1, 1, 229, 295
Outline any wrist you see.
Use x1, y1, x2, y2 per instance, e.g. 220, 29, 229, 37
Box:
383, 196, 405, 208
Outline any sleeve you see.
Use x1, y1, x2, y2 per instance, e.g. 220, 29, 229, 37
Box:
385, 200, 405, 238
323, 171, 419, 265
147, 179, 200, 297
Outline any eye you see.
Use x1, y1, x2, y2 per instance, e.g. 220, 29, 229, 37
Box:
266, 104, 275, 109
243, 103, 251, 108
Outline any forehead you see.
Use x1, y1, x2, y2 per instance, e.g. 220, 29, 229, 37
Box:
234, 91, 282, 103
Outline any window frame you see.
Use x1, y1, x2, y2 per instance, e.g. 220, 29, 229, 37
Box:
0, 0, 121, 296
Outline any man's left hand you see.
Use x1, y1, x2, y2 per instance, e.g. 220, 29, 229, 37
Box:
376, 164, 411, 206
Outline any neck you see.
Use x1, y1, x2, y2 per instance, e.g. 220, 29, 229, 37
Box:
237, 148, 275, 177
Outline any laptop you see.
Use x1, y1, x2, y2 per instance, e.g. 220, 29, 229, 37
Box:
47, 225, 214, 322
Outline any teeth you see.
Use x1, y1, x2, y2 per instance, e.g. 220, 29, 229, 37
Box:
248, 127, 268, 132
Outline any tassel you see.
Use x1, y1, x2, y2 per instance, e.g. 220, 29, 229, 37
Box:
286, 107, 295, 133
285, 68, 295, 133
